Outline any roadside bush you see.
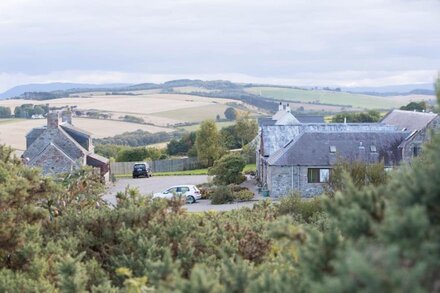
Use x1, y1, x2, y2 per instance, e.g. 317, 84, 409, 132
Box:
276, 193, 323, 222
210, 186, 234, 205
228, 184, 247, 193
233, 190, 254, 201
196, 183, 216, 199
209, 153, 246, 185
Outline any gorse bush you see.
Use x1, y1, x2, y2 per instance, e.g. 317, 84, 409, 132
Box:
210, 185, 235, 204
1, 115, 440, 291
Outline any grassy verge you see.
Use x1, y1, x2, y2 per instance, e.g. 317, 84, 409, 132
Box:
115, 163, 256, 178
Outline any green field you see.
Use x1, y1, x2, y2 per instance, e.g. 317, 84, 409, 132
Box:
177, 121, 236, 132
245, 87, 417, 110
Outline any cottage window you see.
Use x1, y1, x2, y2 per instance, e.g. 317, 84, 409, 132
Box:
308, 168, 330, 183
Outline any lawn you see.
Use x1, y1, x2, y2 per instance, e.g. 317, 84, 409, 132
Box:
245, 87, 416, 110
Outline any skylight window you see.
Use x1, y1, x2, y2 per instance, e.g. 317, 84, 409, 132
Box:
330, 146, 336, 153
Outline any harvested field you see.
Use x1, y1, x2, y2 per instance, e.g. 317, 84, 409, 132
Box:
0, 93, 244, 125
0, 118, 172, 151
151, 103, 232, 122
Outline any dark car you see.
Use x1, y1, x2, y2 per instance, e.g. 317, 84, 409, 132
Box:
132, 162, 151, 178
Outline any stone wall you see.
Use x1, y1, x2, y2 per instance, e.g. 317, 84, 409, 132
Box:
267, 165, 326, 197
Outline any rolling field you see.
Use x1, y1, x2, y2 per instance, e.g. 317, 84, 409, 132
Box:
0, 118, 172, 152
0, 91, 260, 151
177, 121, 236, 132
0, 93, 250, 127
245, 87, 434, 109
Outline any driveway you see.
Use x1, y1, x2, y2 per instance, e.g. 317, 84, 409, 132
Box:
103, 175, 209, 206
103, 175, 267, 211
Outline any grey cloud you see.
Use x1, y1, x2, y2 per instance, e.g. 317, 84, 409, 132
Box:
0, 0, 439, 90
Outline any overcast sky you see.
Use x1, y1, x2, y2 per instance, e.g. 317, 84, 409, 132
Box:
0, 0, 439, 91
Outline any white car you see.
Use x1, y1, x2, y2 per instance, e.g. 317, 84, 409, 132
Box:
153, 185, 202, 204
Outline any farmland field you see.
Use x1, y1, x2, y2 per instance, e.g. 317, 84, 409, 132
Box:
177, 121, 236, 132
245, 87, 434, 109
0, 118, 172, 152
0, 93, 252, 126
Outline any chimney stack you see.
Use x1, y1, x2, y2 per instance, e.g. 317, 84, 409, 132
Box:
286, 103, 291, 112
47, 112, 59, 129
278, 102, 283, 111
62, 107, 72, 124
357, 141, 366, 161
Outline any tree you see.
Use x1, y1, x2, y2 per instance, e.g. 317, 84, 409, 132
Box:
116, 147, 148, 162
224, 107, 237, 121
235, 112, 258, 148
400, 101, 427, 112
167, 132, 197, 156
0, 106, 11, 118
208, 153, 246, 185
195, 120, 222, 167
331, 110, 381, 123
220, 125, 241, 150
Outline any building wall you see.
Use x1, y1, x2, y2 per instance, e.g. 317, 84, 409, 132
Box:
267, 165, 327, 197
402, 116, 440, 162
30, 149, 80, 174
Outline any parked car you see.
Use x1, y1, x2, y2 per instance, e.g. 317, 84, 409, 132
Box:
153, 185, 201, 204
132, 162, 151, 178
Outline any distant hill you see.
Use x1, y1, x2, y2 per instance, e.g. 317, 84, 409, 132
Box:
343, 83, 435, 96
0, 82, 131, 99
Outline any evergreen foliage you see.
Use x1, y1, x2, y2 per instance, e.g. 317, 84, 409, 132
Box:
1, 79, 440, 291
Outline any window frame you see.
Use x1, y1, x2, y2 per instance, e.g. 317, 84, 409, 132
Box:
307, 168, 331, 183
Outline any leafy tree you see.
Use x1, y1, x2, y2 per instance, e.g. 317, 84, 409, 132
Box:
331, 110, 381, 123
235, 113, 258, 148
0, 106, 11, 118
167, 132, 197, 156
116, 147, 148, 162
224, 107, 237, 121
220, 125, 241, 149
195, 120, 223, 167
208, 153, 246, 185
400, 101, 427, 112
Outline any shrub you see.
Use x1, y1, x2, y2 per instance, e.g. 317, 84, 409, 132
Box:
210, 186, 234, 205
233, 190, 254, 201
276, 193, 323, 222
196, 183, 216, 199
209, 153, 246, 185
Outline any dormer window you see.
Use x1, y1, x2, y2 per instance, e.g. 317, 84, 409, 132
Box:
330, 146, 336, 153
370, 145, 377, 152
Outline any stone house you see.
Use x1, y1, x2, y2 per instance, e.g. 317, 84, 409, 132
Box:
257, 104, 439, 197
380, 110, 440, 162
23, 109, 110, 180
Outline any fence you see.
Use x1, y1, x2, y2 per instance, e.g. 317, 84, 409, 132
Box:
110, 157, 201, 175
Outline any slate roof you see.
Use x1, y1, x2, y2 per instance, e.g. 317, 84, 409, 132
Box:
261, 123, 401, 157
275, 112, 300, 125
268, 131, 409, 166
381, 109, 438, 131
296, 115, 325, 123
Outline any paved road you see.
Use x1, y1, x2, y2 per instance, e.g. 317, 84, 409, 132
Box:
103, 175, 265, 212
103, 175, 209, 206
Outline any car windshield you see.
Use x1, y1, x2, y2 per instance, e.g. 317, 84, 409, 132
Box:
134, 164, 146, 170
